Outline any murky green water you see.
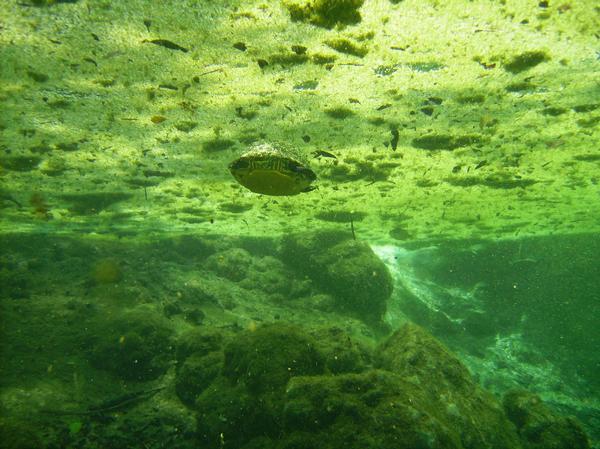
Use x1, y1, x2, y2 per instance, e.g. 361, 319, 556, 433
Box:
1, 1, 598, 448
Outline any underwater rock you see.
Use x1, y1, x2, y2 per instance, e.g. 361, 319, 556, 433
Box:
282, 232, 392, 326
503, 390, 590, 449
189, 322, 591, 449
58, 395, 197, 449
314, 240, 392, 324
88, 306, 174, 381
204, 248, 253, 282
176, 327, 226, 363
194, 324, 374, 448
377, 323, 523, 449
195, 324, 326, 448
196, 377, 278, 448
281, 230, 349, 262
222, 323, 325, 394
282, 369, 463, 449
175, 351, 223, 407
175, 328, 228, 407
0, 418, 43, 449
239, 255, 297, 298
171, 234, 217, 261
205, 248, 299, 299
310, 326, 373, 374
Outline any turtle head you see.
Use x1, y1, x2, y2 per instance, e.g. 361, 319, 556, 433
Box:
229, 158, 249, 170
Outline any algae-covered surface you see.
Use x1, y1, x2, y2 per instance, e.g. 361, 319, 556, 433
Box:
0, 1, 598, 448
1, 0, 599, 240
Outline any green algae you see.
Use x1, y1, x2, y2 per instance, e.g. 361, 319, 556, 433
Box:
285, 0, 364, 29
324, 37, 368, 57
412, 134, 482, 151
504, 50, 550, 74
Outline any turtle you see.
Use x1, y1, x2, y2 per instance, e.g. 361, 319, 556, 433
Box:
228, 142, 317, 196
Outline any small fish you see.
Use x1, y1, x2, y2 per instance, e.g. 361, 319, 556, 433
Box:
143, 39, 189, 53
313, 150, 337, 159
390, 128, 399, 151
40, 387, 165, 416
83, 57, 98, 67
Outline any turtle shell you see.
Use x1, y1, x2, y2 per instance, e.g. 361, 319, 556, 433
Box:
229, 142, 317, 196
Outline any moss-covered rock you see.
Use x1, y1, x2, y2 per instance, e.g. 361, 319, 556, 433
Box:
239, 255, 293, 297
196, 378, 278, 448
204, 248, 301, 300
281, 232, 393, 326
176, 327, 226, 363
503, 390, 590, 449
0, 419, 44, 449
222, 323, 325, 394
189, 322, 591, 449
377, 323, 523, 449
204, 248, 253, 282
283, 369, 462, 449
175, 328, 229, 408
88, 306, 174, 381
176, 351, 223, 407
311, 327, 373, 374
62, 395, 197, 449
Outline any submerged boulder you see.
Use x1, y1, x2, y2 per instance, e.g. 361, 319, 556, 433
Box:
175, 328, 229, 407
377, 323, 522, 449
0, 418, 43, 449
503, 390, 590, 449
281, 232, 393, 326
189, 322, 590, 449
204, 248, 253, 282
204, 248, 301, 300
283, 369, 463, 449
88, 305, 174, 381
196, 324, 326, 447
175, 351, 223, 407
222, 323, 325, 394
